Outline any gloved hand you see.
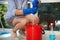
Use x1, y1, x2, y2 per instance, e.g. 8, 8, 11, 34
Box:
23, 7, 38, 16
32, 0, 38, 8
31, 7, 38, 14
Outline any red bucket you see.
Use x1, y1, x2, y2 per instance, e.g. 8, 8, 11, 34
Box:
26, 24, 43, 40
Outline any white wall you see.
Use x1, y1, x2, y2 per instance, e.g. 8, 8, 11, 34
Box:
0, 1, 8, 4
41, 0, 60, 3
0, 0, 60, 4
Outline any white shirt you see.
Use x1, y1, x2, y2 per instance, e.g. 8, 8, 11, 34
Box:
5, 0, 34, 19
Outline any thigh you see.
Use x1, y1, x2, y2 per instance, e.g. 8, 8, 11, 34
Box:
13, 16, 29, 27
6, 16, 15, 27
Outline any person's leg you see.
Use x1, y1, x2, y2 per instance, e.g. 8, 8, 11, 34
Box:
19, 29, 26, 40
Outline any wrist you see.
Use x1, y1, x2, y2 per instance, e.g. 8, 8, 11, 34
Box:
23, 7, 38, 15
23, 8, 31, 16
15, 9, 23, 16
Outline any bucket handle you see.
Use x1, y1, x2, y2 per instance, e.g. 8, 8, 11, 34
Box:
42, 28, 45, 34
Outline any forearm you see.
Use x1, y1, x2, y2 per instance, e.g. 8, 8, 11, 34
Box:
15, 7, 37, 16
15, 0, 40, 16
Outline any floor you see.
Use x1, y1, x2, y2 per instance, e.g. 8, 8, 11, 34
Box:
0, 28, 60, 40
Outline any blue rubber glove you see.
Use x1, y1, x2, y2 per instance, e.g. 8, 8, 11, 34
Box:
23, 7, 37, 16
32, 0, 38, 8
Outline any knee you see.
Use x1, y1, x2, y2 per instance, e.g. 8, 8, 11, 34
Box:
13, 18, 29, 28
19, 18, 29, 26
26, 15, 39, 24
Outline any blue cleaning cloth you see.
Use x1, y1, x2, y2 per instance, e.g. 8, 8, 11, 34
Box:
49, 35, 55, 40
0, 32, 10, 35
23, 7, 37, 16
32, 0, 38, 8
